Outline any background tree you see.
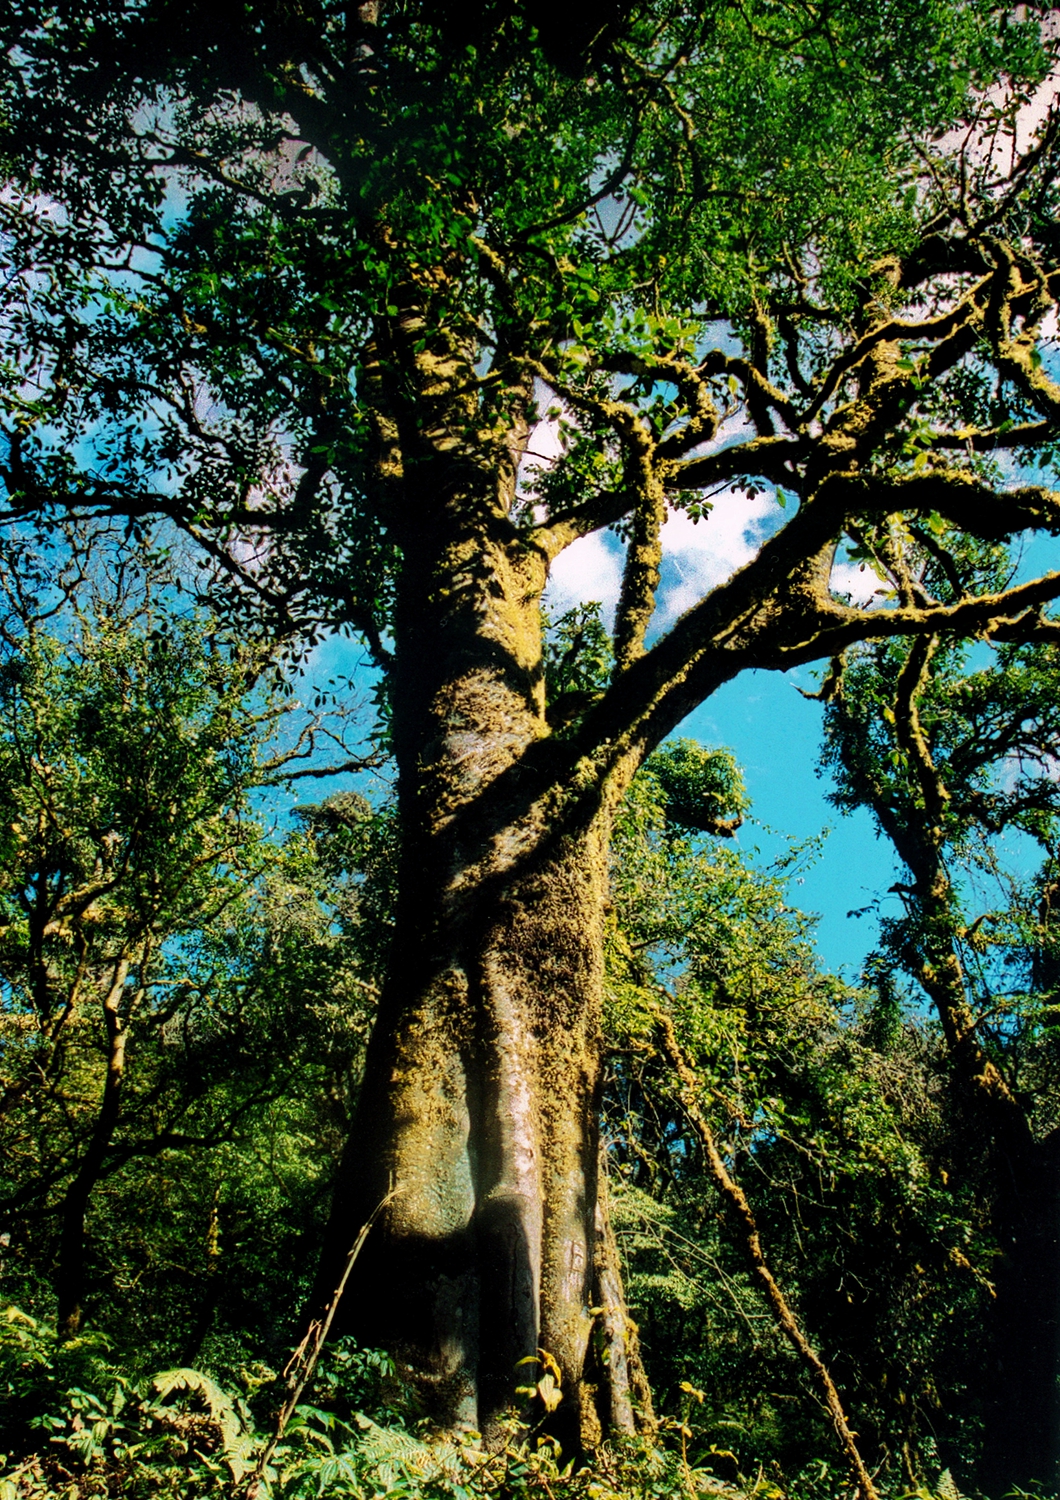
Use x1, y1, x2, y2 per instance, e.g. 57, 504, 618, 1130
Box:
604, 749, 991, 1491
821, 575, 1060, 1490
0, 530, 377, 1357
3, 0, 1060, 1446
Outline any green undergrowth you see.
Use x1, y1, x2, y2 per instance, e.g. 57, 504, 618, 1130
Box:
0, 1302, 714, 1500
0, 1306, 1036, 1500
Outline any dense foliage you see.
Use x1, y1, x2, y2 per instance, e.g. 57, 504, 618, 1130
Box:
0, 537, 376, 1366
0, 559, 1043, 1497
819, 547, 1060, 1488
5, 0, 1060, 1492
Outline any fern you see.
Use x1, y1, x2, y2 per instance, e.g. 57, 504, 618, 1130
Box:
151, 1367, 257, 1481
353, 1414, 465, 1488
937, 1470, 961, 1500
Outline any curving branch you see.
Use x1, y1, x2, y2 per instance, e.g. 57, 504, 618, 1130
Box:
670, 433, 804, 492
597, 350, 721, 457
557, 498, 1060, 825
697, 347, 801, 432
655, 1011, 880, 1500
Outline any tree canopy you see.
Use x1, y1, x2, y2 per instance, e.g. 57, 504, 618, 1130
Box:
3, 0, 1060, 694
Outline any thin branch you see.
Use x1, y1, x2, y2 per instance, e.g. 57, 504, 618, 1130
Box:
243, 1187, 401, 1499
655, 1012, 879, 1500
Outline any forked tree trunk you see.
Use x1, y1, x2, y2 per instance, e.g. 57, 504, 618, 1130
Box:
316, 483, 649, 1445
329, 822, 645, 1446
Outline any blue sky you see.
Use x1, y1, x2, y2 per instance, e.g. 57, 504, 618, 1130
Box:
683, 667, 900, 978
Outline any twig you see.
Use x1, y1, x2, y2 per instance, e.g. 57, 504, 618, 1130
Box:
242, 1186, 401, 1497
655, 1013, 880, 1500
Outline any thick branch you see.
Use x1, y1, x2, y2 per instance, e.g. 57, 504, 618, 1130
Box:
670, 434, 803, 492
850, 474, 1060, 541
612, 410, 666, 671
565, 502, 1060, 820
932, 421, 1055, 452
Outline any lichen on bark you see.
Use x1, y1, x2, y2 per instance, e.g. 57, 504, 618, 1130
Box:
317, 438, 653, 1440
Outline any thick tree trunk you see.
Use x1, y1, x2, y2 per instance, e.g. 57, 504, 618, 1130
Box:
331, 822, 642, 1446
316, 470, 648, 1443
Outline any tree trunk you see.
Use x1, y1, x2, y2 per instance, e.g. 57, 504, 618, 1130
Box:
316, 478, 648, 1444
56, 957, 130, 1339
330, 820, 643, 1446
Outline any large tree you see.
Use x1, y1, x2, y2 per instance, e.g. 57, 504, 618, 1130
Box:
3, 0, 1060, 1452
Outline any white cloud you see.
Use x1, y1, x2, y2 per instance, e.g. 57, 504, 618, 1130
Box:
935, 23, 1060, 179
543, 486, 787, 630
545, 497, 893, 629
545, 530, 625, 624
829, 560, 887, 606
654, 487, 781, 627
533, 392, 792, 630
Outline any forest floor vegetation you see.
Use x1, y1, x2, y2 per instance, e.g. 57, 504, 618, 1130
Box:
0, 1303, 1034, 1500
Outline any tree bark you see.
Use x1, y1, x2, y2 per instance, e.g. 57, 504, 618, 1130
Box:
316, 473, 648, 1444
329, 821, 635, 1446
